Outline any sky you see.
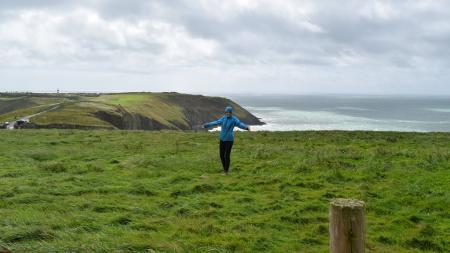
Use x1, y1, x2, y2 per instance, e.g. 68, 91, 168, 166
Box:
0, 0, 449, 95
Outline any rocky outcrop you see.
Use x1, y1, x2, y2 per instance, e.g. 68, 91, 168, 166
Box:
94, 106, 169, 130
92, 94, 264, 131
162, 93, 263, 130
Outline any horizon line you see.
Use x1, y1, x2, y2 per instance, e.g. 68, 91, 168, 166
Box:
1, 90, 450, 97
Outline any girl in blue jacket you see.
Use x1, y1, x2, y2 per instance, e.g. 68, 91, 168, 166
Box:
203, 106, 250, 174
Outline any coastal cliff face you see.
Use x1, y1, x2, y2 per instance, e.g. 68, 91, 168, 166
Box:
162, 93, 263, 129
0, 92, 263, 130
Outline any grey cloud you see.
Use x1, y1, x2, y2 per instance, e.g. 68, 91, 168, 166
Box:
0, 0, 450, 94
308, 1, 450, 65
0, 0, 66, 9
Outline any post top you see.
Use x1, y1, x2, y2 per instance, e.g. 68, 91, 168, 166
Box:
331, 198, 365, 208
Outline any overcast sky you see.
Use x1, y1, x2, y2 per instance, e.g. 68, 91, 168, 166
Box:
0, 0, 449, 95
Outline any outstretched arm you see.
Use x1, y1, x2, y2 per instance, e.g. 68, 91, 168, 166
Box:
203, 116, 224, 129
235, 118, 250, 131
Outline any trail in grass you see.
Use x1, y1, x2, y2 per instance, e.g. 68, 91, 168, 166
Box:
6, 103, 62, 129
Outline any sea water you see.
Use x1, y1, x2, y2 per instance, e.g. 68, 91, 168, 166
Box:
230, 95, 450, 132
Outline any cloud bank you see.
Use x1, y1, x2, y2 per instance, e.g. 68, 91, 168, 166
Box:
0, 0, 449, 94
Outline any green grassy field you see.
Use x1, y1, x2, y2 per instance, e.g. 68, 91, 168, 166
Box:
0, 130, 449, 252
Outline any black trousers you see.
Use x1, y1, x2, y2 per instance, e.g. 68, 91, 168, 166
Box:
219, 141, 234, 173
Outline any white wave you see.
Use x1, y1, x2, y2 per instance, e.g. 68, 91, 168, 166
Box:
336, 106, 372, 111
244, 106, 283, 111
247, 109, 428, 132
425, 108, 450, 113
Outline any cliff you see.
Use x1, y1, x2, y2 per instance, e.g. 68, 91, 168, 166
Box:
0, 92, 263, 130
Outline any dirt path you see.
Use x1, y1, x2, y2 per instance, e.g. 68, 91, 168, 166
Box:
6, 103, 62, 129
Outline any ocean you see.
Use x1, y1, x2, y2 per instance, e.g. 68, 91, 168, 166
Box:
230, 95, 450, 132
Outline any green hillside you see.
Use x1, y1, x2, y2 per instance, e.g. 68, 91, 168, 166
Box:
0, 93, 263, 130
0, 130, 448, 252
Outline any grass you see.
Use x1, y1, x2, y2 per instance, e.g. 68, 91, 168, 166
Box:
33, 102, 115, 129
0, 93, 260, 130
92, 93, 188, 128
0, 130, 448, 252
0, 97, 65, 122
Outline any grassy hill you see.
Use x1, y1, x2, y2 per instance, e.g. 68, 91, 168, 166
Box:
0, 130, 448, 252
0, 93, 263, 130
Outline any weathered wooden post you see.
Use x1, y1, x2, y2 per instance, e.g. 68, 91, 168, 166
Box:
329, 198, 365, 253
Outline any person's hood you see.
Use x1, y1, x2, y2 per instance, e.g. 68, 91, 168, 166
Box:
225, 106, 233, 113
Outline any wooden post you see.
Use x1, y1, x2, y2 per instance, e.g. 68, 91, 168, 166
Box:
329, 198, 365, 253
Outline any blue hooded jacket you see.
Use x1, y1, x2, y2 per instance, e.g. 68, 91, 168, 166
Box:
203, 107, 249, 141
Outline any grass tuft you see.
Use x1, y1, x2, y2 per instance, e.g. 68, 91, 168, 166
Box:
406, 238, 443, 252
3, 229, 55, 243
39, 161, 68, 173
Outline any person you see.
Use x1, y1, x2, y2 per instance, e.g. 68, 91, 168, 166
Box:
203, 106, 250, 174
